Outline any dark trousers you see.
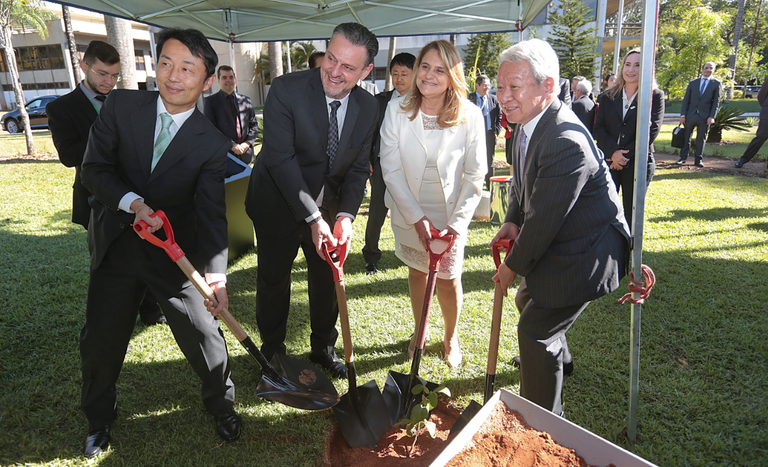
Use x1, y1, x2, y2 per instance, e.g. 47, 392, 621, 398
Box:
739, 118, 768, 163
515, 278, 587, 417
362, 157, 388, 265
679, 115, 709, 160
484, 129, 496, 188
253, 218, 339, 357
80, 231, 234, 430
611, 154, 655, 231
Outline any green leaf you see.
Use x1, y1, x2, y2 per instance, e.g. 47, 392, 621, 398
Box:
411, 384, 425, 395
411, 405, 428, 422
428, 391, 438, 408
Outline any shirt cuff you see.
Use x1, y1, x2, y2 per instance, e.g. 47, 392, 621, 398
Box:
118, 192, 143, 213
336, 212, 355, 221
206, 273, 227, 285
305, 211, 321, 224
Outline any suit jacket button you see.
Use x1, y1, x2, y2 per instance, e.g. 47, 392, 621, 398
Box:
119, 223, 126, 229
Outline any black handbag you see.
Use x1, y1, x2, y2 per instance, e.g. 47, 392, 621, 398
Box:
671, 124, 685, 149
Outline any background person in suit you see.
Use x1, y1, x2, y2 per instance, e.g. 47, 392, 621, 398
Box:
244, 23, 379, 379
468, 74, 502, 189
735, 76, 768, 169
79, 28, 239, 457
362, 52, 415, 275
571, 79, 596, 134
557, 77, 572, 108
492, 39, 630, 416
594, 49, 664, 229
309, 51, 325, 69
203, 65, 259, 165
676, 62, 721, 167
47, 40, 165, 327
379, 40, 486, 368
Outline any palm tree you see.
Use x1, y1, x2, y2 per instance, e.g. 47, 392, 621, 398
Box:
291, 41, 317, 70
0, 0, 57, 156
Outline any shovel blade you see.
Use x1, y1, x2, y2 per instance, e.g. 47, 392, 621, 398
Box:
333, 380, 391, 449
254, 353, 340, 410
450, 399, 483, 436
382, 371, 440, 426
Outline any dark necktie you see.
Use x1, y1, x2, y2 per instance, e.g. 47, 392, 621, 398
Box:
94, 95, 107, 102
700, 79, 708, 95
227, 93, 241, 142
519, 128, 527, 184
327, 101, 341, 170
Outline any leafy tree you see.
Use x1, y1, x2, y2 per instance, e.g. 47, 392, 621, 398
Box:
0, 0, 57, 156
462, 33, 512, 84
291, 41, 317, 70
548, 0, 598, 80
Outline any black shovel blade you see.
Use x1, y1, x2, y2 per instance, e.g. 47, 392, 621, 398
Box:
333, 379, 391, 449
449, 399, 483, 436
252, 352, 340, 411
382, 370, 439, 426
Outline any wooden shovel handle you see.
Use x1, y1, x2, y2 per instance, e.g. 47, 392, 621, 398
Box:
487, 239, 514, 375
323, 242, 354, 364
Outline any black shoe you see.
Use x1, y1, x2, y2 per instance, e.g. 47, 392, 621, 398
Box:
84, 426, 111, 458
735, 159, 746, 168
214, 410, 241, 442
309, 351, 347, 379
139, 305, 166, 326
674, 158, 686, 165
510, 355, 573, 376
694, 159, 704, 168
365, 262, 377, 275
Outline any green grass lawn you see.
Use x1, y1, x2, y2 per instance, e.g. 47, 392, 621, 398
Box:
654, 122, 768, 161
665, 98, 762, 114
1, 142, 767, 466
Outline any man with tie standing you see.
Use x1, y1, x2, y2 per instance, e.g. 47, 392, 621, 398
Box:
676, 62, 722, 167
79, 28, 240, 457
244, 22, 379, 379
47, 41, 166, 327
468, 74, 502, 189
203, 65, 259, 164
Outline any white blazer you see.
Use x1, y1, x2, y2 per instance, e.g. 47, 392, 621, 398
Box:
379, 98, 487, 235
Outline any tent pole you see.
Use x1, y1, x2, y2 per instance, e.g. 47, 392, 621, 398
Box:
613, 0, 625, 74
594, 0, 607, 92
628, 0, 660, 443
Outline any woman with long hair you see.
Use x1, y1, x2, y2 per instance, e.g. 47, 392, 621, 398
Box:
594, 49, 664, 229
379, 40, 486, 367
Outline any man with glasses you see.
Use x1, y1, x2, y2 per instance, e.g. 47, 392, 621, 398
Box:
47, 41, 166, 327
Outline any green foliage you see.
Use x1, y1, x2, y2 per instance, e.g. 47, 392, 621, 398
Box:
706, 105, 752, 142
398, 383, 451, 457
548, 0, 597, 80
1, 0, 58, 35
462, 33, 512, 83
290, 41, 317, 70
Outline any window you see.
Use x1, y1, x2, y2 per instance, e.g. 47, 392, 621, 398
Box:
0, 45, 66, 71
135, 50, 146, 71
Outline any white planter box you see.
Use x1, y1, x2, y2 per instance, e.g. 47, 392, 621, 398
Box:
430, 389, 657, 467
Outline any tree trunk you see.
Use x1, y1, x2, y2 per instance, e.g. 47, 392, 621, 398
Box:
62, 5, 81, 84
706, 126, 722, 143
727, 0, 746, 100
285, 41, 292, 73
1, 26, 34, 155
269, 41, 283, 82
104, 15, 138, 90
384, 37, 396, 91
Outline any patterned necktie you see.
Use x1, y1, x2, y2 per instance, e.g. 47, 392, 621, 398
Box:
519, 128, 527, 184
151, 112, 173, 172
227, 93, 241, 141
327, 101, 341, 170
700, 78, 708, 95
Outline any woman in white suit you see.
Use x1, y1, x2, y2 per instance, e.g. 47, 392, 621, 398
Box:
379, 40, 486, 368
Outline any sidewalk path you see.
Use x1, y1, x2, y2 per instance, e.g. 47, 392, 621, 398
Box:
654, 151, 767, 178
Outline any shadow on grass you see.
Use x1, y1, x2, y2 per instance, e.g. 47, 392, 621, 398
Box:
648, 206, 768, 223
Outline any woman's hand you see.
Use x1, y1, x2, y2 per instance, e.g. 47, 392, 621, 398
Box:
609, 149, 630, 170
414, 216, 435, 250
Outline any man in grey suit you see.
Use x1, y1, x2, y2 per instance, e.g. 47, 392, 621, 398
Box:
468, 74, 503, 189
492, 39, 630, 416
676, 62, 721, 167
735, 76, 768, 169
245, 23, 379, 379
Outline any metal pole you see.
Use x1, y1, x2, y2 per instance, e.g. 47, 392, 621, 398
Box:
613, 0, 625, 74
594, 0, 608, 93
628, 0, 660, 443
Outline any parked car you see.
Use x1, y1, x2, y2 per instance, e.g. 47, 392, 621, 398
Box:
2, 95, 61, 134
744, 85, 762, 99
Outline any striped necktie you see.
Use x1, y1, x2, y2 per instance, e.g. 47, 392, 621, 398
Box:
519, 128, 527, 184
327, 101, 341, 170
151, 112, 173, 172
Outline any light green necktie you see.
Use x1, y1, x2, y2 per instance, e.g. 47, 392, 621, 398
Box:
151, 112, 174, 172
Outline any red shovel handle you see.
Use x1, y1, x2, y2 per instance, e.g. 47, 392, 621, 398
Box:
427, 229, 455, 272
322, 241, 349, 283
492, 238, 513, 271
133, 210, 185, 262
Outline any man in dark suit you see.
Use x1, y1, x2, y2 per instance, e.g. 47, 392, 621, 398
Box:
735, 76, 768, 169
245, 23, 379, 379
492, 39, 630, 416
47, 41, 165, 327
676, 62, 721, 167
468, 74, 503, 189
571, 79, 596, 134
362, 52, 415, 275
79, 28, 240, 457
203, 65, 259, 165
558, 76, 572, 108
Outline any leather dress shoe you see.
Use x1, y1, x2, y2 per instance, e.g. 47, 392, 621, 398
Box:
735, 159, 746, 168
84, 426, 111, 458
365, 262, 377, 275
674, 158, 686, 165
214, 410, 241, 442
511, 355, 573, 376
694, 159, 704, 168
139, 305, 167, 326
309, 351, 347, 379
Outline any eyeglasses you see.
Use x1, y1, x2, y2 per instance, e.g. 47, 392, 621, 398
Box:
89, 68, 121, 82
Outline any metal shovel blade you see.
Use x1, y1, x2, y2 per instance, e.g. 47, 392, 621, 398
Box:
381, 361, 439, 426
449, 399, 483, 436
333, 371, 391, 449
